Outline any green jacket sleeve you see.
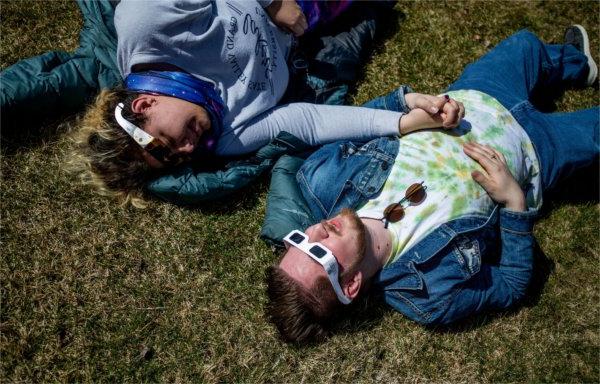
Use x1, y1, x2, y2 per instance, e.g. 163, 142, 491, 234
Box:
260, 154, 316, 246
146, 132, 313, 205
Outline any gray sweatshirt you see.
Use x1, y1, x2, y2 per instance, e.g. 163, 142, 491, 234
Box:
115, 0, 402, 155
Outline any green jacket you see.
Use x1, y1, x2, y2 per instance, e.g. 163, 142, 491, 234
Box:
148, 132, 313, 205
1, 0, 120, 125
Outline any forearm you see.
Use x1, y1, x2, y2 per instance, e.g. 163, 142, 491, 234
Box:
216, 103, 402, 155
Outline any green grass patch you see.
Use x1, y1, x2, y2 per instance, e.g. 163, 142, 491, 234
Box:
1, 0, 599, 382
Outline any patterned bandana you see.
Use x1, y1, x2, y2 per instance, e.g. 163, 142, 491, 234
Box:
125, 71, 225, 151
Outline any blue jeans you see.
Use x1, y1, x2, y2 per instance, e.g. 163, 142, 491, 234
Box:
447, 30, 599, 192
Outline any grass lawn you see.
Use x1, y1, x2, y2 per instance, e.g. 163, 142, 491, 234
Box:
1, 0, 599, 382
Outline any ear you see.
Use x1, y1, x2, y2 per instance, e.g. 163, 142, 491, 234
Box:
342, 270, 362, 300
130, 94, 156, 114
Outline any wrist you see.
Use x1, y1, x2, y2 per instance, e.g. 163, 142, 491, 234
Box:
398, 112, 417, 136
504, 190, 526, 212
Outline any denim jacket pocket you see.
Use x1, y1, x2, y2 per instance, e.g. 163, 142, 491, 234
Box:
452, 235, 482, 278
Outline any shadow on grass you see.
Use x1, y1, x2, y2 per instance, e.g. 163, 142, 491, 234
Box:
157, 172, 271, 216
320, 239, 556, 338
539, 162, 600, 216
1, 112, 77, 155
332, 295, 390, 337
347, 4, 405, 96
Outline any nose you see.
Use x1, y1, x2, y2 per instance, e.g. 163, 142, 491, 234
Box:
307, 222, 328, 242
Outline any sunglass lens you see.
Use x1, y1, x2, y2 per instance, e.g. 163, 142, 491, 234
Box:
384, 203, 405, 223
309, 245, 327, 258
289, 232, 306, 244
406, 183, 426, 204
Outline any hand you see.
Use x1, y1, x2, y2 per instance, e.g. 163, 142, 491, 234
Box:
463, 142, 526, 211
403, 93, 465, 131
265, 0, 308, 37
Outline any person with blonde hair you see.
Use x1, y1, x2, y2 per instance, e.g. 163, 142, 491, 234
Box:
70, 0, 464, 206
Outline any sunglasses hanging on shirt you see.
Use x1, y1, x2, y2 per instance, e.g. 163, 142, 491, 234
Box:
382, 181, 427, 224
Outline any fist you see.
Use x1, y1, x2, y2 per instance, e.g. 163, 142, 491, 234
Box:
266, 0, 308, 36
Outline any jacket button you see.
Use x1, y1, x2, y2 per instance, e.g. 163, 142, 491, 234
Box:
367, 186, 375, 193
381, 162, 389, 171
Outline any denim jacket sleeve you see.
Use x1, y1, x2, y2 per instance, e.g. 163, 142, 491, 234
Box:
436, 207, 538, 324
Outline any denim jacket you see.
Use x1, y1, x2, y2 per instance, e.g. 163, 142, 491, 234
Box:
297, 136, 538, 326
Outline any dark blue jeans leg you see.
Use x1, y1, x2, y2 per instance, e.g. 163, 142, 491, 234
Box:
511, 105, 599, 192
449, 30, 597, 192
447, 30, 590, 110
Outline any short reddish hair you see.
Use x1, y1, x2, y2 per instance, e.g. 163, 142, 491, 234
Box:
265, 265, 340, 343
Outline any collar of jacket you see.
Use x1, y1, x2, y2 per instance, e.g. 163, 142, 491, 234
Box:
297, 136, 400, 222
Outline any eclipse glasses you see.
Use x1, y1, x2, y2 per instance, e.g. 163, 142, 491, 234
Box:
283, 229, 352, 305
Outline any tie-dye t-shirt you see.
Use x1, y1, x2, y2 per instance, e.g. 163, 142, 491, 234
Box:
356, 90, 542, 265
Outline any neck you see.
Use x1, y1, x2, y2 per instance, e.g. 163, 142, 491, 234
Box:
358, 218, 392, 279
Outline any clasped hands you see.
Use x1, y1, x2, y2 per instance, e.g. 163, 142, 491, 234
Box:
400, 92, 466, 135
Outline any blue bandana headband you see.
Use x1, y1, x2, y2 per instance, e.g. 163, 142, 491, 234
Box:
124, 71, 225, 151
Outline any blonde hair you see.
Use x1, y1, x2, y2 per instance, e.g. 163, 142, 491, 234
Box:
69, 88, 158, 208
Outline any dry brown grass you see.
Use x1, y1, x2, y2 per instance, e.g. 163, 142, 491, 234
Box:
1, 0, 599, 382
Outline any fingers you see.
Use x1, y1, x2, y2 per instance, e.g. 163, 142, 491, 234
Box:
477, 144, 497, 159
440, 98, 465, 128
268, 0, 308, 36
463, 142, 498, 172
471, 169, 490, 188
465, 144, 494, 190
289, 23, 305, 36
457, 101, 465, 119
442, 99, 459, 128
431, 96, 447, 114
472, 143, 506, 165
412, 95, 444, 114
290, 13, 308, 36
299, 13, 308, 32
490, 147, 506, 164
405, 94, 464, 130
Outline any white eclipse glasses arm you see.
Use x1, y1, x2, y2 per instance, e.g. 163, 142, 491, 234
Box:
114, 102, 155, 148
